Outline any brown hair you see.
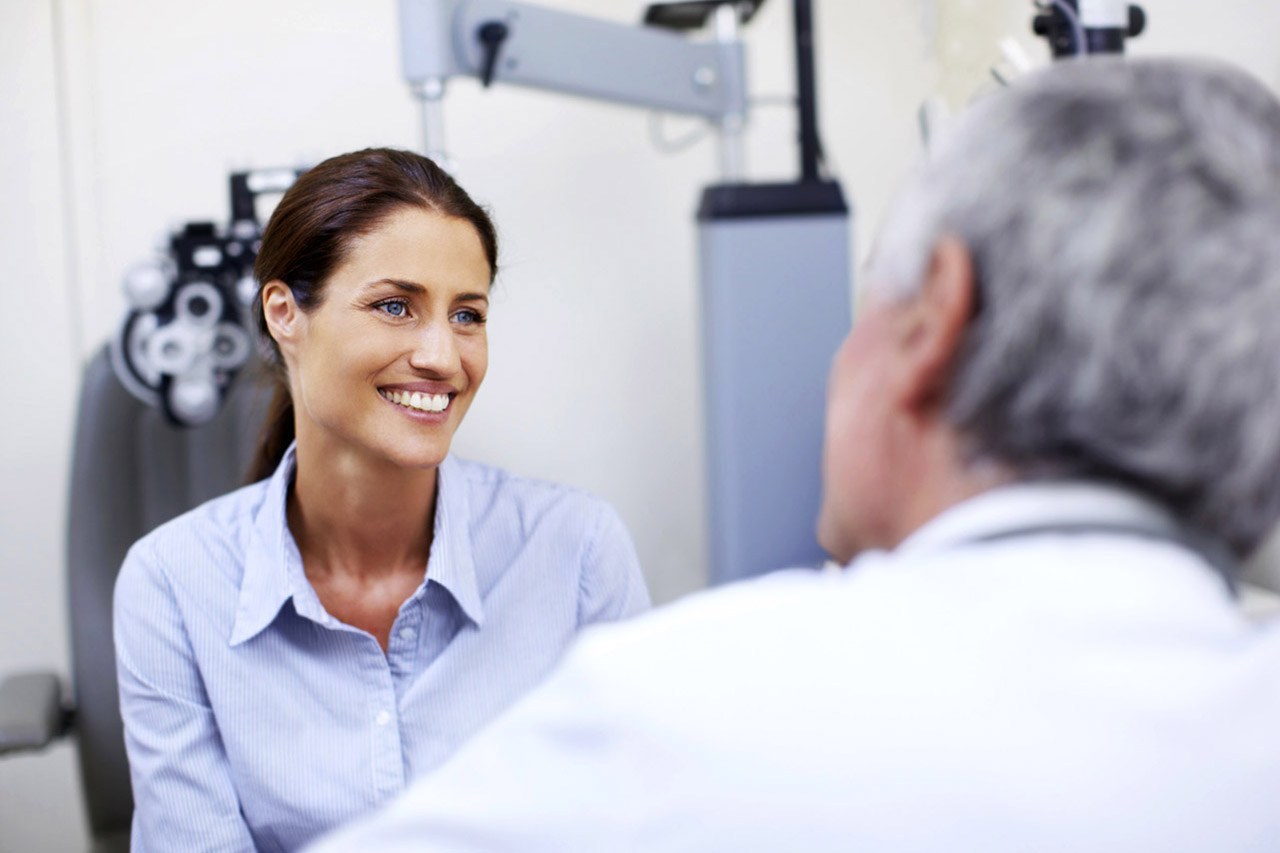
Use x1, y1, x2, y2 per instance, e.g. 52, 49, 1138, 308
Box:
247, 147, 499, 482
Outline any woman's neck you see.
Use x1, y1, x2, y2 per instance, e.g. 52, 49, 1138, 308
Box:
288, 438, 439, 583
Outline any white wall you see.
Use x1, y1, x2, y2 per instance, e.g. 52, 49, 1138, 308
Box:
0, 1, 84, 850
4, 1, 1280, 848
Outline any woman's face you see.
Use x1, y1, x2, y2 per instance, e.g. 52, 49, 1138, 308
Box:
270, 206, 492, 471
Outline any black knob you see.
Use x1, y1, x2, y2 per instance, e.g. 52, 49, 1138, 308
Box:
1128, 5, 1146, 38
477, 21, 509, 88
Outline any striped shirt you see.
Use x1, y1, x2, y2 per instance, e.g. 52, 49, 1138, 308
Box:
113, 444, 650, 852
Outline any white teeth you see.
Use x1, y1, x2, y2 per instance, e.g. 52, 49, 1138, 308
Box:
382, 389, 451, 413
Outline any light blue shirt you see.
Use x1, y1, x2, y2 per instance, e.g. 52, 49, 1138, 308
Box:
113, 444, 650, 853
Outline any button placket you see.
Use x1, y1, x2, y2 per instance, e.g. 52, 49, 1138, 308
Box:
388, 603, 424, 683
364, 640, 404, 798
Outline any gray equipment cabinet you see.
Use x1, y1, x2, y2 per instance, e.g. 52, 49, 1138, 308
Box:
698, 182, 850, 581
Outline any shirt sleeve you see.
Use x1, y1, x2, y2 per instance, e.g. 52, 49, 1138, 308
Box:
576, 501, 651, 626
113, 541, 257, 853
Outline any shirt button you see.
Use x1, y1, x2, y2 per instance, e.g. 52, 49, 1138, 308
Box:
399, 628, 416, 641
375, 710, 392, 727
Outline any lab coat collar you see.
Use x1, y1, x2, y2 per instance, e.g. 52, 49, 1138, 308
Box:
895, 480, 1188, 560
230, 444, 486, 647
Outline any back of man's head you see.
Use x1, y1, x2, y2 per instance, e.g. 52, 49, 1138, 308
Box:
867, 58, 1280, 558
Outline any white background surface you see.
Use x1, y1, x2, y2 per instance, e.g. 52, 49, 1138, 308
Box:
4, 0, 1280, 848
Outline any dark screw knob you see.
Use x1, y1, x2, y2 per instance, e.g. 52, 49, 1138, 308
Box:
478, 21, 510, 88
1128, 5, 1146, 37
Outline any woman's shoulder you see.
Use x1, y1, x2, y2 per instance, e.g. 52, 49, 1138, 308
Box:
445, 455, 634, 563
447, 456, 649, 617
447, 455, 616, 519
121, 479, 271, 589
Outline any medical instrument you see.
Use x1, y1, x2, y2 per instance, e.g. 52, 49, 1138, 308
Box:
111, 168, 301, 427
398, 0, 853, 583
1032, 0, 1145, 58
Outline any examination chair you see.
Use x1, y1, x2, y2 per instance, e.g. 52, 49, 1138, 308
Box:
0, 345, 271, 853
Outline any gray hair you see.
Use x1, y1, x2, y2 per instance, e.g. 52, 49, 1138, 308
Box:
868, 58, 1280, 556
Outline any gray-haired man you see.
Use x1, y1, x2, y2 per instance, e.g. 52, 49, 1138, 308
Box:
311, 58, 1280, 852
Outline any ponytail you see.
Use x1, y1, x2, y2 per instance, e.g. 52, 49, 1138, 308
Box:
247, 382, 295, 483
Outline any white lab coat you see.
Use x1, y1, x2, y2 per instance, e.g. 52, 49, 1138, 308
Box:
310, 482, 1280, 852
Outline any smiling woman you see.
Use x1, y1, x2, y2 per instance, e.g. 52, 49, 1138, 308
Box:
111, 149, 651, 852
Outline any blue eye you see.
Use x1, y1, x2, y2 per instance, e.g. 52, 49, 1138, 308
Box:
452, 308, 486, 325
375, 299, 409, 318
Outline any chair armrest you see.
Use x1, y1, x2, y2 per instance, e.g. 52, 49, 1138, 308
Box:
1240, 581, 1280, 623
0, 672, 71, 755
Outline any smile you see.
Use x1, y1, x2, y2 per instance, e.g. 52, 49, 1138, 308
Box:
379, 388, 453, 414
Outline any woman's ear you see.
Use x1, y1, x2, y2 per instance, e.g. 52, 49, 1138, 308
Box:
260, 280, 302, 355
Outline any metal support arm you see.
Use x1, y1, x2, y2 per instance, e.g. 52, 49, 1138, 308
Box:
400, 0, 746, 117
399, 0, 748, 172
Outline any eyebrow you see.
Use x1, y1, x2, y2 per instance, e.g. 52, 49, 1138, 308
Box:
369, 278, 425, 294
367, 278, 489, 302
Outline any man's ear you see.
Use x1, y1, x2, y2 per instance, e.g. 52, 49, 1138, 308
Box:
260, 280, 303, 355
892, 236, 977, 413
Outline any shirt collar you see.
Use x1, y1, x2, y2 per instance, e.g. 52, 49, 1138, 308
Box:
895, 480, 1185, 560
230, 443, 301, 646
428, 454, 486, 627
229, 445, 486, 647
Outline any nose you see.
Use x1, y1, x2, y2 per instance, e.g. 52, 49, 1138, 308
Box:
407, 317, 461, 376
